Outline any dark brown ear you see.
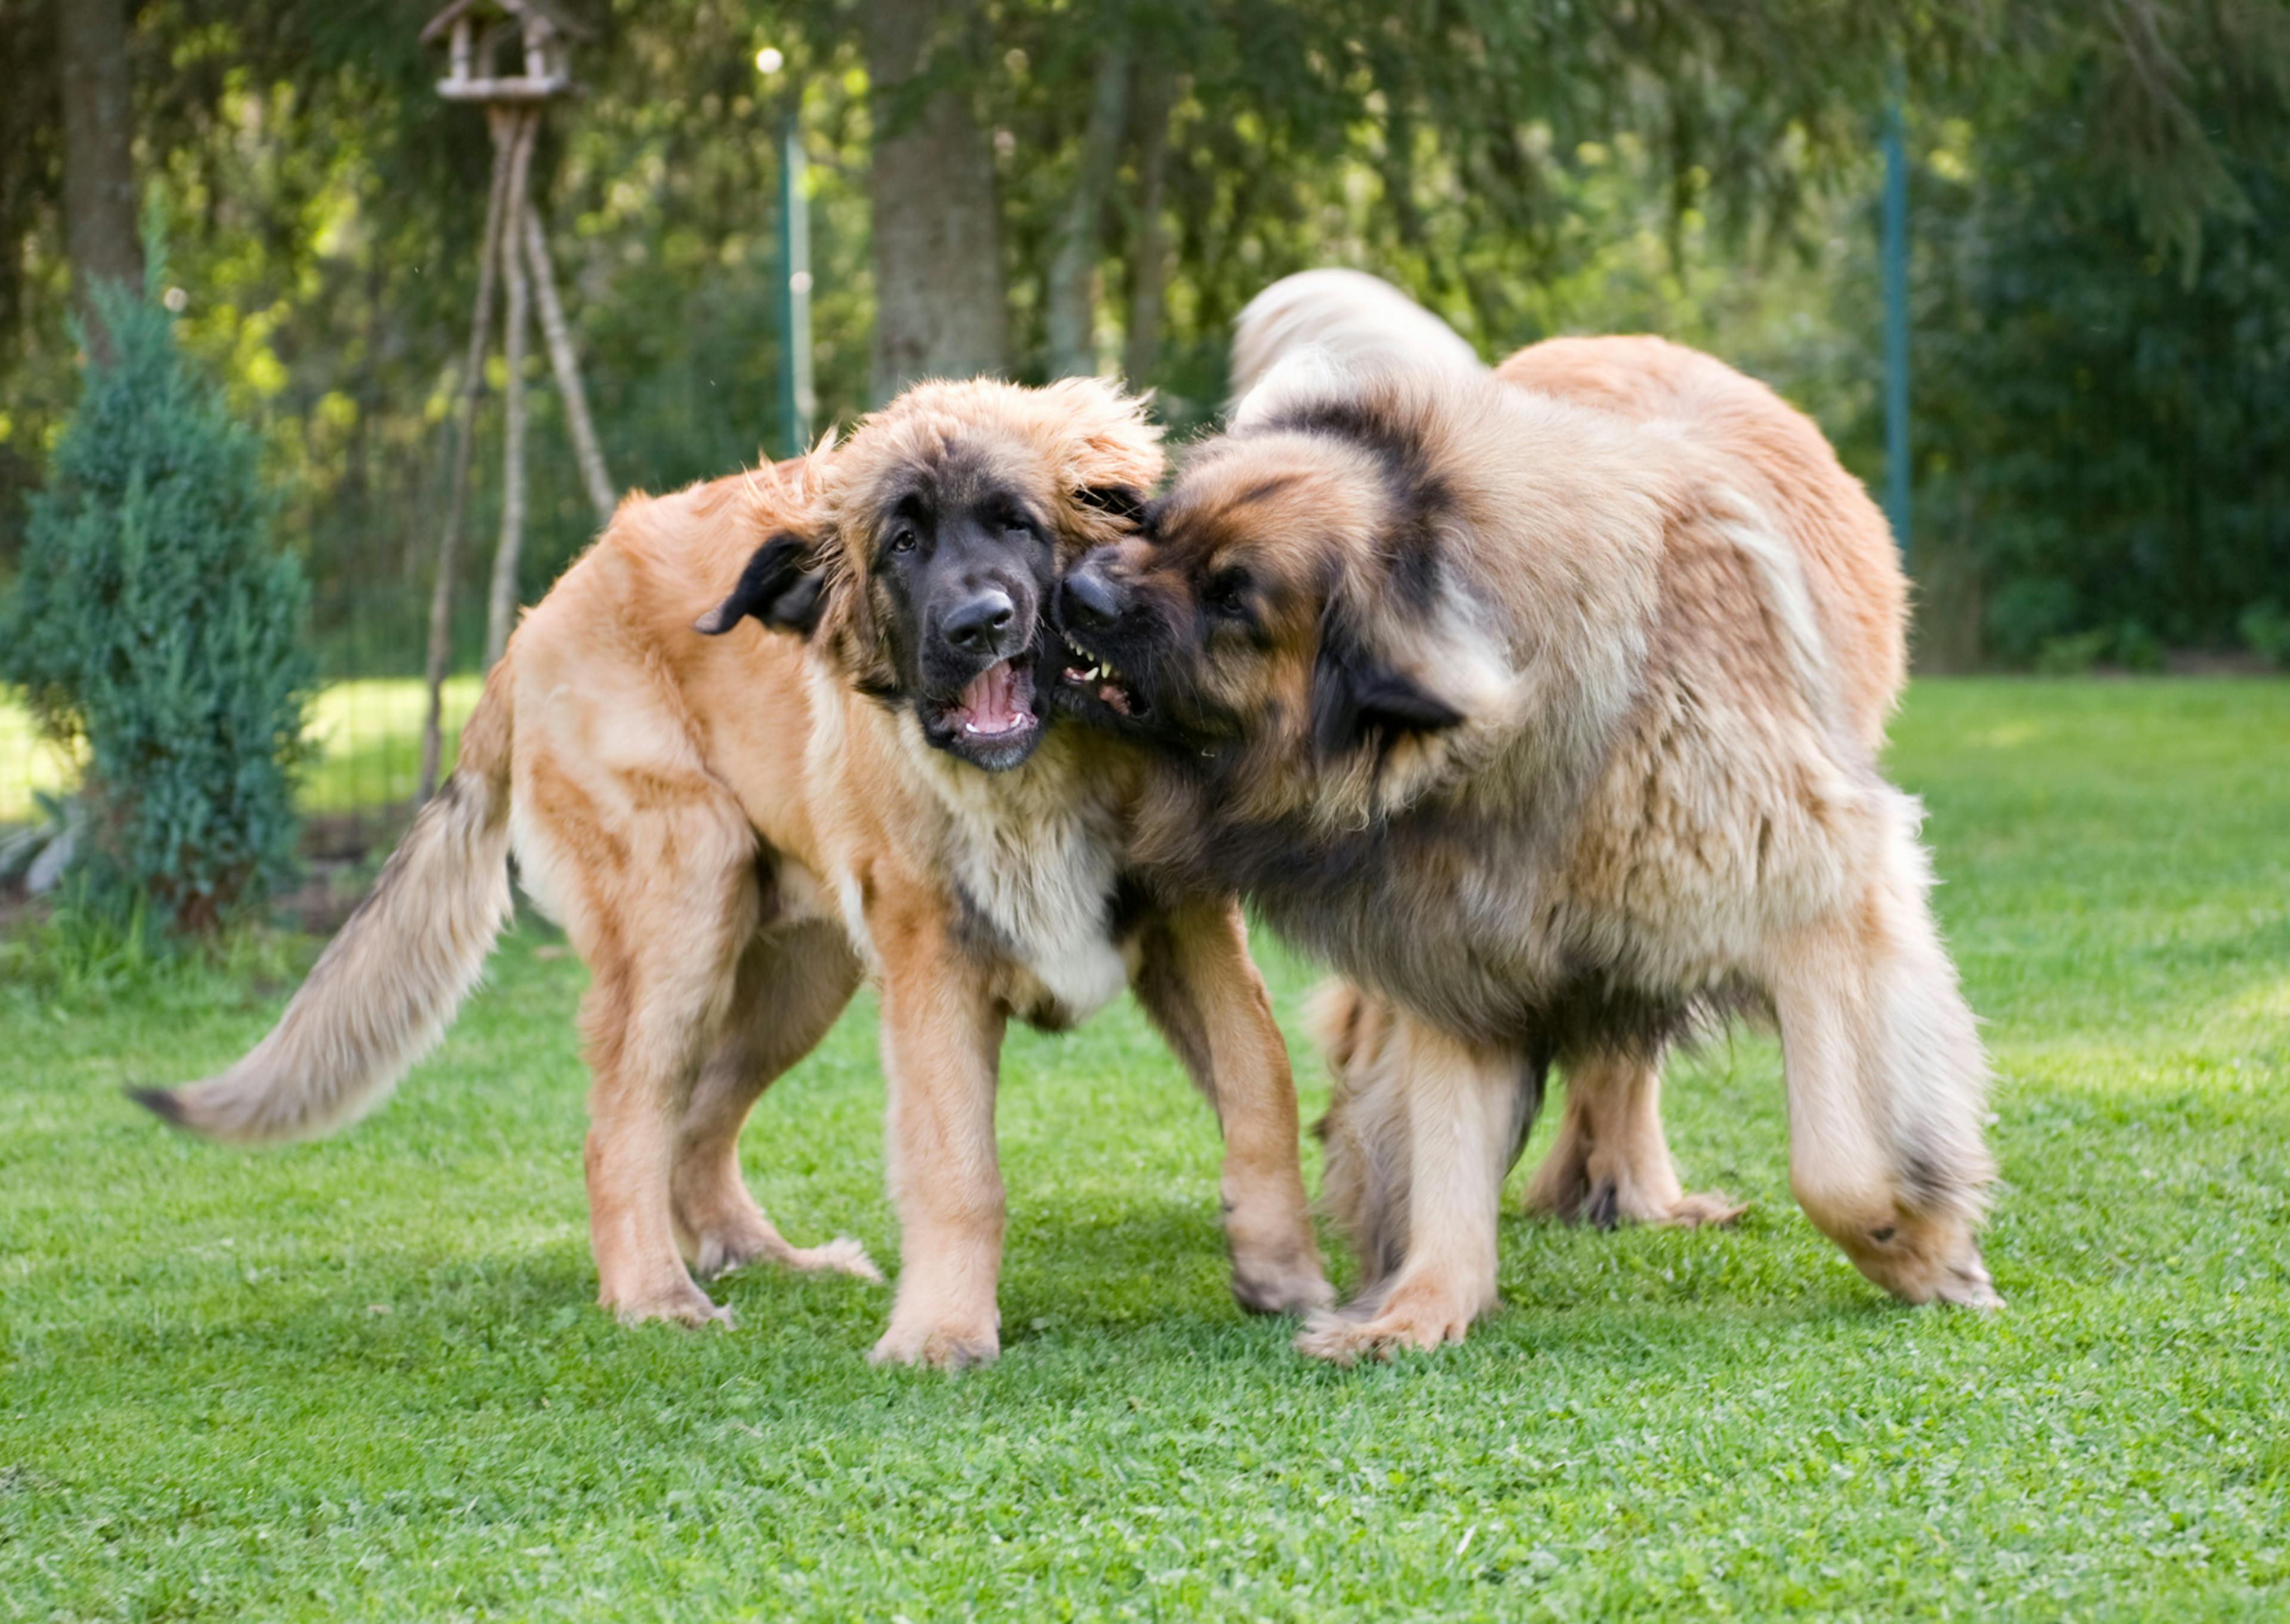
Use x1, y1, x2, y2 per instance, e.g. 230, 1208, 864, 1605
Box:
695, 532, 827, 637
1311, 624, 1465, 764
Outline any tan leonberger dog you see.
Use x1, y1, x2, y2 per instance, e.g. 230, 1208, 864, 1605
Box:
1050, 336, 1999, 1360
137, 377, 1329, 1368
1226, 271, 1749, 1235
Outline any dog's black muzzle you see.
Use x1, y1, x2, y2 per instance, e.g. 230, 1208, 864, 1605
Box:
914, 572, 1049, 773
1051, 547, 1161, 733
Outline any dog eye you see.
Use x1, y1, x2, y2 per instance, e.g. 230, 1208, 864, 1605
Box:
889, 527, 918, 554
1206, 569, 1254, 618
1001, 515, 1033, 539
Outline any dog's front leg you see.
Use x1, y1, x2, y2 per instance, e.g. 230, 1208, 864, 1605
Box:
1131, 898, 1331, 1316
868, 903, 1008, 1370
1298, 1012, 1521, 1363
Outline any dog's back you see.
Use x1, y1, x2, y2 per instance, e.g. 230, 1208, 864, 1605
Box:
1497, 335, 1906, 748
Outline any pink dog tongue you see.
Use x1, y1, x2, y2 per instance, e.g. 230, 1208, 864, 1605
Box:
957, 660, 1027, 735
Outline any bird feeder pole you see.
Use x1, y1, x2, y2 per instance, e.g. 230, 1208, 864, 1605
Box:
415, 0, 615, 803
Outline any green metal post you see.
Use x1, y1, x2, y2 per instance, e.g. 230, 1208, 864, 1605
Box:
778, 109, 814, 459
1881, 85, 1911, 566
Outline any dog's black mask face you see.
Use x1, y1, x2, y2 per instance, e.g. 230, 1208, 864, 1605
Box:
697, 475, 1063, 773
697, 375, 1163, 774
865, 474, 1059, 771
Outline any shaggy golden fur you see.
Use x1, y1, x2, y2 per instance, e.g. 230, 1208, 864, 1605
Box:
140, 377, 1328, 1367
1231, 272, 1748, 1234
1054, 339, 1997, 1360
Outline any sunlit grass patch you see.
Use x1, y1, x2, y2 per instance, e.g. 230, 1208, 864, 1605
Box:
1, 674, 484, 823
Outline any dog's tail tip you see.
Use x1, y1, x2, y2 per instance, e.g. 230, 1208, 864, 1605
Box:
126, 1070, 359, 1146
128, 1084, 188, 1127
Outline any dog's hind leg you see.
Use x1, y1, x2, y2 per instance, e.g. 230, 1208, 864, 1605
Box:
1761, 803, 1999, 1309
670, 920, 876, 1283
1521, 1052, 1745, 1229
552, 788, 767, 1328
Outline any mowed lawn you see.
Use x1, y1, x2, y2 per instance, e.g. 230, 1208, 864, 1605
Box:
3, 679, 2286, 1622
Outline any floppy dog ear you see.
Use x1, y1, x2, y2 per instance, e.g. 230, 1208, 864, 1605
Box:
1311, 625, 1465, 763
1075, 484, 1148, 523
695, 532, 827, 637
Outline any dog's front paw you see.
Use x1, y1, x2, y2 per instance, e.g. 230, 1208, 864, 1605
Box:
1230, 1245, 1336, 1318
1293, 1284, 1481, 1365
868, 1313, 999, 1371
603, 1276, 733, 1329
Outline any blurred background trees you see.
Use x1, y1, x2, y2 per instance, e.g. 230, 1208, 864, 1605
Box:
1, 0, 2285, 679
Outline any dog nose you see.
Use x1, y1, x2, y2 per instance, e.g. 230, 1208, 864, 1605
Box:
943, 589, 1017, 653
1062, 553, 1127, 630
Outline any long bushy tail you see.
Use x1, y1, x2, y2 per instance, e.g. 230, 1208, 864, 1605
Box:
135, 665, 518, 1143
1228, 268, 1484, 418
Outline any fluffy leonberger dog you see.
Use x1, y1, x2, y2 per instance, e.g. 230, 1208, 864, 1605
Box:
1226, 271, 1747, 1236
1052, 336, 1999, 1360
138, 376, 1330, 1368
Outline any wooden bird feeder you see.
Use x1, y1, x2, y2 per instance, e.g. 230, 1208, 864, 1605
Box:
420, 0, 589, 104
414, 0, 617, 802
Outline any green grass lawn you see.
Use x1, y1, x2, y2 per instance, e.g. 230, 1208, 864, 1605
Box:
4, 678, 2287, 1621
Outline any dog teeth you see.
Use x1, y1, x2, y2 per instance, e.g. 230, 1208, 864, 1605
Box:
1057, 638, 1130, 694
1062, 636, 1125, 683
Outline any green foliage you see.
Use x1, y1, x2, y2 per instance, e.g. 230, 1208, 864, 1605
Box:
0, 1, 2284, 671
2031, 628, 2108, 677
1, 257, 313, 935
0, 876, 307, 1021
3, 680, 2288, 1617
2241, 600, 2290, 668
1907, 4, 2290, 661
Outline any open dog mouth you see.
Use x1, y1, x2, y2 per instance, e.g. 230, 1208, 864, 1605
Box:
933, 653, 1041, 742
1057, 634, 1147, 720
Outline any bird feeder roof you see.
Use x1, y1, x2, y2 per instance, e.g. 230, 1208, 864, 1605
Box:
420, 0, 594, 47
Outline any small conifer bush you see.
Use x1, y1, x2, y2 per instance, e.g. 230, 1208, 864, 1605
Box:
2, 256, 312, 935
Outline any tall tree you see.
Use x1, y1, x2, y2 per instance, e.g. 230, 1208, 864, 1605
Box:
57, 0, 141, 348
866, 0, 1009, 396
1042, 44, 1131, 377
1120, 64, 1177, 386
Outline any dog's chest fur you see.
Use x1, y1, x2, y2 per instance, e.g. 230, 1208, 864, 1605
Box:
923, 733, 1132, 1026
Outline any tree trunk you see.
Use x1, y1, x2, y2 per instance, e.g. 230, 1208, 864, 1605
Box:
865, 0, 1007, 398
524, 204, 616, 525
484, 109, 539, 670
1122, 69, 1177, 389
1043, 45, 1131, 379
419, 109, 517, 804
58, 0, 141, 352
